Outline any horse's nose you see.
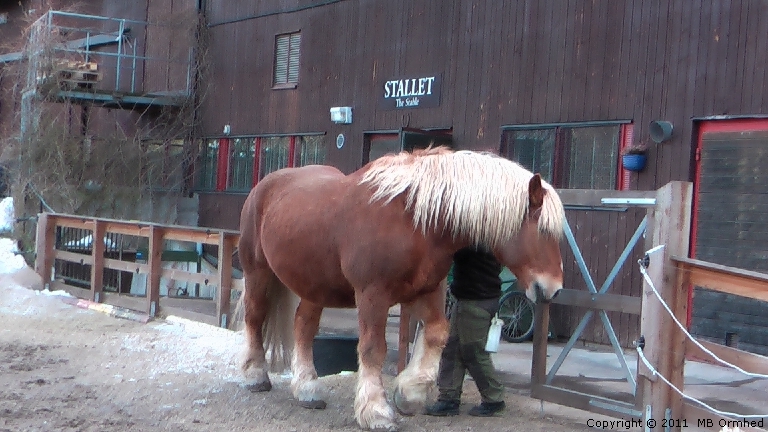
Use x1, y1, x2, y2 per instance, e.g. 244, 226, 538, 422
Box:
534, 282, 561, 303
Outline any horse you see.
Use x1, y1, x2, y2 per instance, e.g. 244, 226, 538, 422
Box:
235, 146, 566, 431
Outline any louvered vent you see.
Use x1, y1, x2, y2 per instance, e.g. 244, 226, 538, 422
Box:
274, 32, 301, 86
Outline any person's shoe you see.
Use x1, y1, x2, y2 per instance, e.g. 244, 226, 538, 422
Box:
424, 400, 460, 416
468, 401, 505, 417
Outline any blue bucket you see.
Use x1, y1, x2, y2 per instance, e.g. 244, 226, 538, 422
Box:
622, 154, 647, 172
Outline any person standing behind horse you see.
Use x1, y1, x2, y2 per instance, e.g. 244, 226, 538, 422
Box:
425, 245, 506, 417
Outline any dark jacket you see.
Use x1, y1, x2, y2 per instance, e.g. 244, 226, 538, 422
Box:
449, 246, 502, 301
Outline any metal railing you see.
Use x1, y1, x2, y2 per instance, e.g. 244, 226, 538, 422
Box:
24, 10, 193, 96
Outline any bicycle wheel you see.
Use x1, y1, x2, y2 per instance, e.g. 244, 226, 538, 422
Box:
497, 290, 535, 343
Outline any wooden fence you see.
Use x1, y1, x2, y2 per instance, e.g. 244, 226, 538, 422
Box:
34, 212, 241, 328
521, 181, 768, 431
665, 257, 768, 429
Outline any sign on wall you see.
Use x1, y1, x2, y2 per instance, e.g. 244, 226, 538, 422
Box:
380, 74, 442, 110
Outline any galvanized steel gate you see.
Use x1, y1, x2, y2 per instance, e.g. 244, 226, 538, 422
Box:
530, 190, 657, 420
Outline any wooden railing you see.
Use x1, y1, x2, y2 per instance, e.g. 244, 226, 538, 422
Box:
34, 212, 241, 328
668, 256, 768, 430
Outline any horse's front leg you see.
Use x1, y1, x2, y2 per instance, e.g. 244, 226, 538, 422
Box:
354, 289, 398, 431
291, 299, 327, 409
393, 286, 449, 415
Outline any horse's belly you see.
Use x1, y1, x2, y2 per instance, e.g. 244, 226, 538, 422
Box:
259, 186, 356, 308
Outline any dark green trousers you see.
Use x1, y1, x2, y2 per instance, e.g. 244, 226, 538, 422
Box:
436, 298, 505, 404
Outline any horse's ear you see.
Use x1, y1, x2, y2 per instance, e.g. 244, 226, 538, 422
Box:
529, 173, 545, 208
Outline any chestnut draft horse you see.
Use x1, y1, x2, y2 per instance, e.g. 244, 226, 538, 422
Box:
235, 147, 566, 431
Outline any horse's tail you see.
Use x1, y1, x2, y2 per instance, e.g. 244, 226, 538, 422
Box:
261, 272, 298, 372
231, 271, 298, 373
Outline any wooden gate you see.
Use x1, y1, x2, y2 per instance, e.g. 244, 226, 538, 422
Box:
530, 182, 692, 421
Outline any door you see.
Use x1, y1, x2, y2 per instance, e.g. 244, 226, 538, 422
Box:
690, 119, 768, 355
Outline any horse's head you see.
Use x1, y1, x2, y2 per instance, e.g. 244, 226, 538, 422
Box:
496, 174, 564, 304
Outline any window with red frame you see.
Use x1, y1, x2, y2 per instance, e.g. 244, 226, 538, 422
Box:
500, 122, 634, 190
195, 134, 327, 193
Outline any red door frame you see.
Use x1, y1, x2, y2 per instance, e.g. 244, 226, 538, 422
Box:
617, 123, 634, 191
215, 138, 231, 191
688, 118, 768, 326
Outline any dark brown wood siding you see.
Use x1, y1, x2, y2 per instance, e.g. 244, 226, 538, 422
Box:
199, 0, 768, 181
196, 0, 768, 347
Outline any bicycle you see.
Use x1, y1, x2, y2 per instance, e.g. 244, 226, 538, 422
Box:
444, 266, 536, 343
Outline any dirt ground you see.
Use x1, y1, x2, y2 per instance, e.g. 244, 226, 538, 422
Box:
0, 267, 599, 432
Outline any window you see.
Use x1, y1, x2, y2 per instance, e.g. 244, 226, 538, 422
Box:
500, 122, 633, 190
194, 134, 326, 193
196, 139, 219, 191
296, 135, 327, 166
259, 137, 291, 180
274, 32, 301, 88
228, 138, 255, 191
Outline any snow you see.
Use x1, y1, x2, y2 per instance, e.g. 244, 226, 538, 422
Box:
0, 238, 26, 274
0, 196, 248, 382
0, 197, 13, 233
0, 198, 26, 274
63, 233, 117, 249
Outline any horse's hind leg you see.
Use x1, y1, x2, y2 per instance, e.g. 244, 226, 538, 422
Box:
291, 299, 326, 409
392, 286, 449, 416
354, 288, 398, 432
241, 266, 273, 392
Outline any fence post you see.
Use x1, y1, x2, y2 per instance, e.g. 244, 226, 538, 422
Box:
147, 225, 164, 317
89, 219, 105, 302
34, 213, 56, 288
639, 181, 692, 431
531, 302, 551, 387
216, 232, 235, 328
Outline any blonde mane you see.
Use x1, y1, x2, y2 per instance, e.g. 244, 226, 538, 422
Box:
358, 147, 565, 249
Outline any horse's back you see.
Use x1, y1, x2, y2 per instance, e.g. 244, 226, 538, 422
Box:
239, 165, 361, 306
238, 165, 344, 263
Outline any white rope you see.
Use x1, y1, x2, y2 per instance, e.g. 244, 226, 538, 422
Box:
638, 255, 768, 379
637, 247, 768, 420
636, 347, 767, 420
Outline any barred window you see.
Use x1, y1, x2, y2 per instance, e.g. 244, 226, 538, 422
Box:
228, 138, 255, 191
196, 139, 218, 191
501, 123, 632, 190
296, 135, 326, 167
259, 137, 290, 180
195, 134, 327, 193
274, 32, 301, 87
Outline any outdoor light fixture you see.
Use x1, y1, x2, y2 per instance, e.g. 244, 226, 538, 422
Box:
330, 106, 352, 124
223, 124, 231, 135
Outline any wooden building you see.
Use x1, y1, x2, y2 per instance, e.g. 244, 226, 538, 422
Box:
2, 1, 768, 353
193, 0, 768, 353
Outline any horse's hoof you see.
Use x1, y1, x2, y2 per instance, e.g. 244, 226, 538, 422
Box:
246, 381, 272, 392
392, 388, 418, 416
369, 421, 400, 432
298, 399, 327, 410
371, 427, 399, 432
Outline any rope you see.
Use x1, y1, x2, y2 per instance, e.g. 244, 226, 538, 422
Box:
638, 250, 768, 379
638, 246, 768, 420
636, 347, 766, 420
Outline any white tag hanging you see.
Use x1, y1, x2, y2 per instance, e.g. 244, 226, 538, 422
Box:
485, 313, 504, 353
